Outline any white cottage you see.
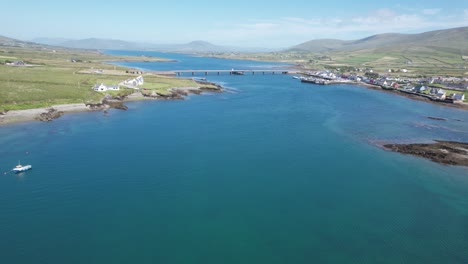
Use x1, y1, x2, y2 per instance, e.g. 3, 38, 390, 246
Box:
135, 75, 144, 85
93, 83, 120, 92
124, 75, 144, 87
93, 83, 107, 91
453, 93, 465, 102
436, 89, 446, 99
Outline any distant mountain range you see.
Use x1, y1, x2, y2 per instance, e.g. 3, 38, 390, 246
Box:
30, 38, 272, 53
2, 26, 467, 55
287, 26, 468, 53
0, 35, 49, 49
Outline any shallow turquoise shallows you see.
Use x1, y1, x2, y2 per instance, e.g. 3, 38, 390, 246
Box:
0, 51, 467, 264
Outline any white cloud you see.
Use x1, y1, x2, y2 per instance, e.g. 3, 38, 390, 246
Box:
422, 8, 442, 15
351, 8, 425, 27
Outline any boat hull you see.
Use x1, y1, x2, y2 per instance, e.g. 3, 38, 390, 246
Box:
13, 165, 32, 173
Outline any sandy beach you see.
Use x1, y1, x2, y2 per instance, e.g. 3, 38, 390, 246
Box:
0, 103, 92, 125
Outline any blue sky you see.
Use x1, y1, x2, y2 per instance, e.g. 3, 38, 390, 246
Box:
3, 0, 467, 48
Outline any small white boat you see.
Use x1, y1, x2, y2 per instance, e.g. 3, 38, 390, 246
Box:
292, 76, 301, 79
12, 162, 32, 173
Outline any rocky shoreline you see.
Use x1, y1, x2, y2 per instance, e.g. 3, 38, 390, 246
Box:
336, 81, 468, 110
140, 81, 223, 100
384, 140, 468, 167
36, 108, 64, 122
0, 81, 223, 125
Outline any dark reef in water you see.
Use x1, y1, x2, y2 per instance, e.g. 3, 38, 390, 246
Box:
427, 116, 447, 121
384, 141, 468, 167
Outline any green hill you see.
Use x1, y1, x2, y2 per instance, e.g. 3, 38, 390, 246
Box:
0, 35, 50, 49
289, 39, 348, 53
283, 27, 468, 76
288, 27, 468, 53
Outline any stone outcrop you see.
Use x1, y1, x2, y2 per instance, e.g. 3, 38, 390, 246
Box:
384, 141, 468, 167
85, 97, 129, 111
103, 99, 128, 110
86, 103, 109, 111
141, 81, 223, 100
36, 108, 64, 122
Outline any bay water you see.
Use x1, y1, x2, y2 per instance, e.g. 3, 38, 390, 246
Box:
0, 51, 467, 263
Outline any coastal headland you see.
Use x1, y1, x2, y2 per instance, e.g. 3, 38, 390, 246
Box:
0, 79, 222, 125
0, 43, 223, 125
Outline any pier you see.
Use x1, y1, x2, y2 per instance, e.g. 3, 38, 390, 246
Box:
151, 69, 293, 76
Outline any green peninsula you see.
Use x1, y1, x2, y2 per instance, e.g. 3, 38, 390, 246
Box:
0, 36, 217, 114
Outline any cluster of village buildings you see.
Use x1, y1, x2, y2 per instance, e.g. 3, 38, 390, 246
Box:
92, 76, 144, 92
303, 70, 467, 102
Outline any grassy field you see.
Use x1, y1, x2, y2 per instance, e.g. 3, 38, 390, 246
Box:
139, 76, 200, 94
0, 46, 200, 111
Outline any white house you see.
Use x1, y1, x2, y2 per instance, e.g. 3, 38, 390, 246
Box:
414, 86, 427, 93
135, 76, 144, 85
93, 83, 120, 92
124, 75, 144, 87
453, 93, 465, 102
436, 89, 446, 99
404, 85, 414, 91
429, 88, 447, 99
429, 88, 439, 94
429, 88, 446, 99
93, 83, 106, 91
381, 80, 389, 87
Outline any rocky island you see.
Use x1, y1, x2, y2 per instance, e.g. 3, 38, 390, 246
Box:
384, 141, 468, 167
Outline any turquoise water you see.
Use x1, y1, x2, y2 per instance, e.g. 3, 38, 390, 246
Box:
0, 52, 467, 263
